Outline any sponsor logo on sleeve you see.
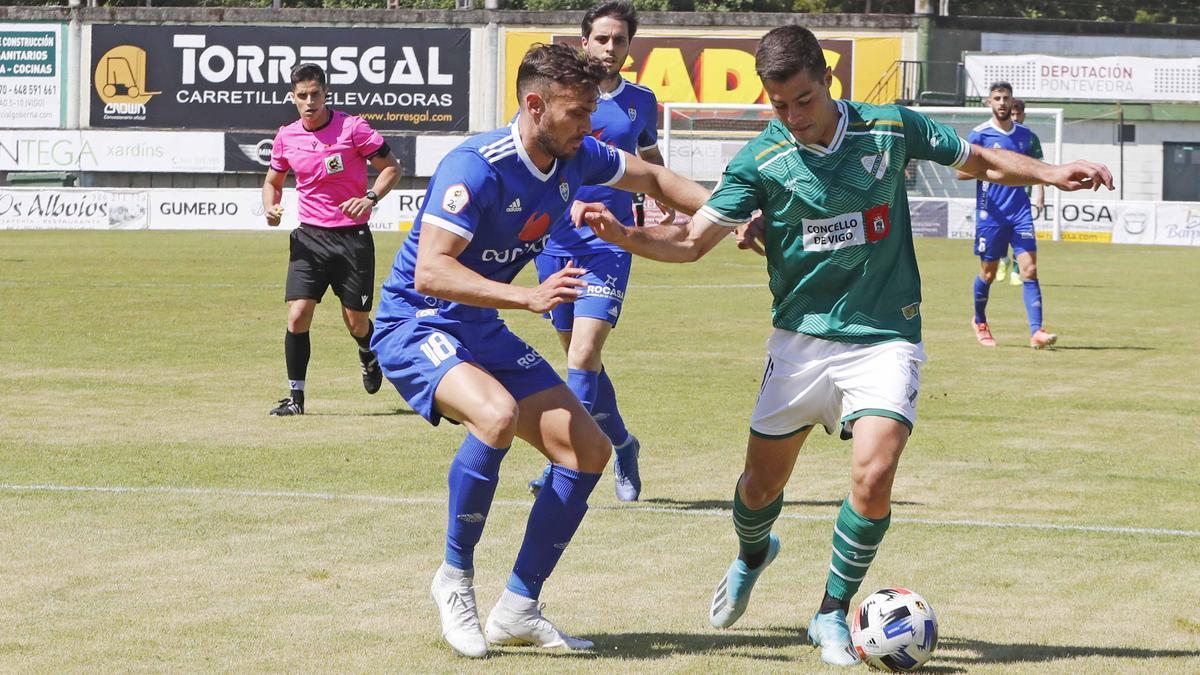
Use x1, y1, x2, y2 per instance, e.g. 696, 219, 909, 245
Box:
442, 183, 469, 214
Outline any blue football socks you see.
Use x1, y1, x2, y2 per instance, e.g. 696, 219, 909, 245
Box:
973, 275, 991, 324
1022, 279, 1044, 334
566, 368, 600, 412
444, 433, 509, 571
593, 368, 629, 445
507, 464, 601, 599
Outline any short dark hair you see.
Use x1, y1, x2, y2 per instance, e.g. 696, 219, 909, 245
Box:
755, 25, 827, 82
291, 63, 326, 89
516, 43, 607, 98
1011, 98, 1026, 111
582, 0, 639, 40
989, 81, 1013, 95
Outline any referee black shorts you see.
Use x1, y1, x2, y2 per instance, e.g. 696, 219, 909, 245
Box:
285, 224, 375, 312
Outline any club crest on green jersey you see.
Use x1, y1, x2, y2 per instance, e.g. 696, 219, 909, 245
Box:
859, 150, 889, 180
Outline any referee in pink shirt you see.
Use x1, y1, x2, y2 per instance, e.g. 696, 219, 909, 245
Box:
262, 63, 400, 416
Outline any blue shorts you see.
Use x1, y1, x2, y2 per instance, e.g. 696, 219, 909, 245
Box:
535, 250, 632, 332
372, 315, 561, 426
975, 211, 1037, 261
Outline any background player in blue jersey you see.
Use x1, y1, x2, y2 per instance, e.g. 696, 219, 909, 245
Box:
528, 0, 668, 502
995, 98, 1046, 286
370, 43, 709, 658
958, 82, 1059, 349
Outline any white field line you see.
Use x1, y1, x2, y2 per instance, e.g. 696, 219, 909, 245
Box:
0, 279, 761, 291
1, 483, 1197, 539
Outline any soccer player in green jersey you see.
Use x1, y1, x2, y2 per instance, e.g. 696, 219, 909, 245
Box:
577, 25, 1112, 666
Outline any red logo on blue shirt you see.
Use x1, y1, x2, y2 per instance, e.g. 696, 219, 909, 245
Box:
518, 212, 551, 241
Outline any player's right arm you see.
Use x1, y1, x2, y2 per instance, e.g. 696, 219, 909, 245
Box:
262, 129, 288, 226
414, 226, 585, 313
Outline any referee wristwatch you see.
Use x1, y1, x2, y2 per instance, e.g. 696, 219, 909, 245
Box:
365, 190, 379, 203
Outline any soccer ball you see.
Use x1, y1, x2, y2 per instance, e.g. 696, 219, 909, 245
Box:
850, 588, 938, 672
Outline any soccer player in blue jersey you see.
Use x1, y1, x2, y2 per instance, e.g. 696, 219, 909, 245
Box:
999, 98, 1046, 285
370, 43, 709, 658
527, 0, 668, 502
958, 83, 1058, 349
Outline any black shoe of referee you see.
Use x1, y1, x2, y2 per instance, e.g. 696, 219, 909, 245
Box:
360, 351, 382, 395
270, 394, 304, 416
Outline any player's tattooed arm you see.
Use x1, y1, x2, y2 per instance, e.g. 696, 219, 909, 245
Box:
959, 144, 1114, 192
414, 224, 586, 313
612, 152, 710, 217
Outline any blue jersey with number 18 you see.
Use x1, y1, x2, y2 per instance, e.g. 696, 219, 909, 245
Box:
376, 123, 627, 325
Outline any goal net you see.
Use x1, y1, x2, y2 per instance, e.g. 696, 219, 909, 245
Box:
662, 103, 1064, 234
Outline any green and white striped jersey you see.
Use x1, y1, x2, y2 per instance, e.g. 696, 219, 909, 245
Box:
699, 100, 970, 345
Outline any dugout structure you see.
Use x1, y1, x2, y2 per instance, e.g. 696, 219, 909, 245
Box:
662, 103, 1066, 240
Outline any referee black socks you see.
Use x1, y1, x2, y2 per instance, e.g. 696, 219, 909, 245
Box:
353, 320, 374, 355
285, 330, 311, 383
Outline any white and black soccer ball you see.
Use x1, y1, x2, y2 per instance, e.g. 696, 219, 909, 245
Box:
850, 588, 938, 672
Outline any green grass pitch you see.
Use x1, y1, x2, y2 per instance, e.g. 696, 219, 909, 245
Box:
0, 231, 1197, 672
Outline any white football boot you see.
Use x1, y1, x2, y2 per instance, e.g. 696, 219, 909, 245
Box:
430, 564, 487, 658
484, 589, 594, 650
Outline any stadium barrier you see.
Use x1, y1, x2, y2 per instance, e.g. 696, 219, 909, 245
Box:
0, 187, 427, 232
2, 187, 1195, 247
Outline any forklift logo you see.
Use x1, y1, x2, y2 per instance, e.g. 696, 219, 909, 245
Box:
94, 45, 161, 120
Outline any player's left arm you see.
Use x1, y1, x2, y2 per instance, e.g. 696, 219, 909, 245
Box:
958, 145, 1113, 193
610, 151, 710, 217
1028, 132, 1046, 207
954, 129, 982, 180
636, 145, 678, 225
900, 106, 1113, 193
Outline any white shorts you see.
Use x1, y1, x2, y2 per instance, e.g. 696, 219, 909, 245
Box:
749, 330, 927, 440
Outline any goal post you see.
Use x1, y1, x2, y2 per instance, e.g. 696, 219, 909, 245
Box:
661, 103, 1066, 240
909, 106, 1064, 241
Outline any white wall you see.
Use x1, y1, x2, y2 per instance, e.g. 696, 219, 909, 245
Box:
1061, 120, 1200, 202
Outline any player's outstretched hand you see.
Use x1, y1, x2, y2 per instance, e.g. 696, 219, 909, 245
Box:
735, 216, 766, 256
527, 261, 587, 313
339, 196, 374, 219
574, 202, 629, 245
265, 205, 285, 227
1049, 160, 1115, 192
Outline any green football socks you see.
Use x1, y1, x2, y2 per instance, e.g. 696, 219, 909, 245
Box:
733, 488, 783, 569
825, 497, 890, 602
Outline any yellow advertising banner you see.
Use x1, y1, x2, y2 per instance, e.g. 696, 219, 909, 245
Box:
502, 31, 902, 121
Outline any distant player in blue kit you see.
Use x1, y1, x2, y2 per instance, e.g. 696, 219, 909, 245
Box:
370, 43, 709, 658
528, 0, 668, 502
958, 82, 1058, 349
